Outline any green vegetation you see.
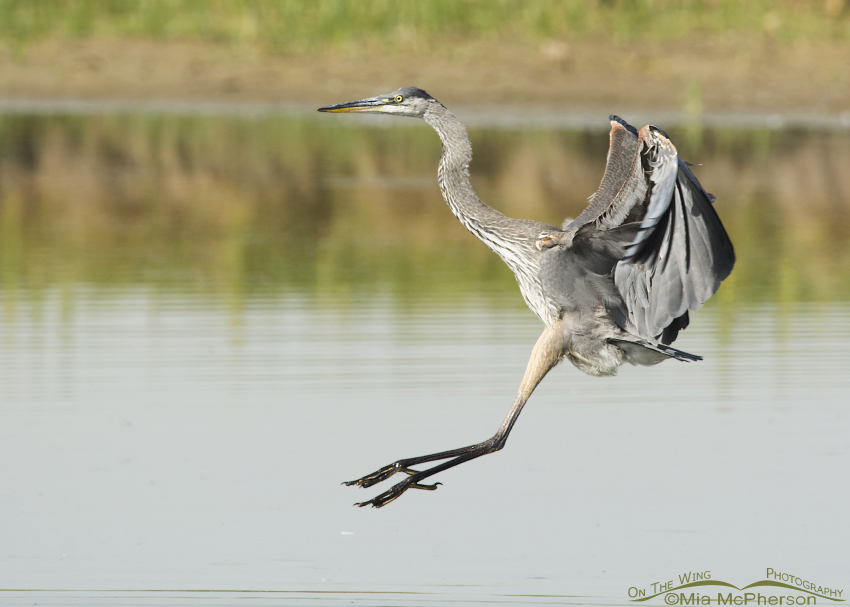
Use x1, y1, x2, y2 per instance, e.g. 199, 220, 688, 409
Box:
0, 0, 848, 54
1, 113, 849, 306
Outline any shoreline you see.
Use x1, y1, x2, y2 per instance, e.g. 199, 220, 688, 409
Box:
1, 98, 849, 132
1, 36, 849, 125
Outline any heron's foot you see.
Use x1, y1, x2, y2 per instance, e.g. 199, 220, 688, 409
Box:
354, 477, 443, 508
343, 461, 418, 489
343, 440, 498, 507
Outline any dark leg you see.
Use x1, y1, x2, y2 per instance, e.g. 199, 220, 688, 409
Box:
346, 325, 567, 508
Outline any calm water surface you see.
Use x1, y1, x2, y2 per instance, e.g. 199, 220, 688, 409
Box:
0, 114, 848, 606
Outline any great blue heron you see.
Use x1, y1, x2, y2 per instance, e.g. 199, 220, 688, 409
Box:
319, 87, 735, 508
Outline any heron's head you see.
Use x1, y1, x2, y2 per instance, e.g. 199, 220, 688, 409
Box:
318, 87, 437, 118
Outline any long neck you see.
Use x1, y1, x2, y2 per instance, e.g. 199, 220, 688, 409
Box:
423, 104, 524, 256
423, 103, 556, 326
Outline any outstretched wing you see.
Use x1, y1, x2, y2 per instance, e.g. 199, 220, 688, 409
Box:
565, 116, 649, 232
567, 116, 735, 344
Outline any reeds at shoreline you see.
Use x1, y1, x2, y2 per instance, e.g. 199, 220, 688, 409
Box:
1, 0, 848, 55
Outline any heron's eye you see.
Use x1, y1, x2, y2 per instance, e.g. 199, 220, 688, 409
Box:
394, 95, 403, 103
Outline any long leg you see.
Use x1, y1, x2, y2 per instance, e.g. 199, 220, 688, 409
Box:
346, 324, 567, 508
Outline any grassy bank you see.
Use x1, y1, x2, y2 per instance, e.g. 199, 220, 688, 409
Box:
1, 0, 848, 55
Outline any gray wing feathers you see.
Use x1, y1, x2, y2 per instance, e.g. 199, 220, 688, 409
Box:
614, 127, 735, 342
623, 127, 678, 259
569, 118, 734, 344
565, 119, 647, 231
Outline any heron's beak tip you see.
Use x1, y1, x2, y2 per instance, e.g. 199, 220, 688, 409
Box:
318, 98, 384, 113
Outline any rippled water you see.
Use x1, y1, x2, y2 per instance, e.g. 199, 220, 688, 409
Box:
1, 114, 849, 605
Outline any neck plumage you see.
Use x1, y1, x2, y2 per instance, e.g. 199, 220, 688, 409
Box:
423, 103, 554, 326
424, 104, 515, 252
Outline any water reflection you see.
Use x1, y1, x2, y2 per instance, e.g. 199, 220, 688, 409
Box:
1, 114, 849, 303
1, 115, 849, 603
1, 289, 848, 603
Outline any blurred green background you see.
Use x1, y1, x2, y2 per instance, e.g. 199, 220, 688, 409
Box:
1, 114, 849, 308
1, 0, 848, 51
1, 1, 850, 312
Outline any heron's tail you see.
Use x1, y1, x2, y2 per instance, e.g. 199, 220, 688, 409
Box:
610, 339, 702, 366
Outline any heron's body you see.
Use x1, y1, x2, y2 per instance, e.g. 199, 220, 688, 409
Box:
319, 87, 735, 507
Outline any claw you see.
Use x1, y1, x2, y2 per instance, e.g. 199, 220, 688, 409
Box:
343, 463, 418, 488
410, 482, 442, 491
352, 476, 440, 508
343, 464, 395, 487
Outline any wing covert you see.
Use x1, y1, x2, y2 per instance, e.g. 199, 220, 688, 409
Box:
564, 115, 647, 232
